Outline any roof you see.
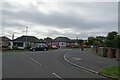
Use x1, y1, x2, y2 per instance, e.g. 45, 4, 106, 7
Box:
13, 35, 40, 43
44, 37, 53, 42
0, 36, 11, 41
54, 37, 70, 42
39, 39, 46, 43
70, 39, 78, 43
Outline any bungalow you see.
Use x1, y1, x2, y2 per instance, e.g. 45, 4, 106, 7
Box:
69, 39, 80, 48
0, 36, 11, 49
53, 37, 70, 48
10, 35, 46, 49
44, 37, 53, 46
38, 39, 47, 46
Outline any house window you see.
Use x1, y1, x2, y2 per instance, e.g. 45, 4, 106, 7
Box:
13, 42, 23, 47
59, 42, 66, 46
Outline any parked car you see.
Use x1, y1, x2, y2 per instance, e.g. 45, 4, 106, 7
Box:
30, 45, 48, 51
48, 45, 60, 49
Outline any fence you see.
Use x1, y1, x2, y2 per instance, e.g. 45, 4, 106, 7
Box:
92, 47, 120, 60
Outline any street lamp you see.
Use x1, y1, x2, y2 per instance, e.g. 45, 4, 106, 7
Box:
25, 26, 28, 50
12, 32, 15, 40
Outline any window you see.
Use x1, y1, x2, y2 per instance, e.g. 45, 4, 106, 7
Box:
13, 42, 23, 47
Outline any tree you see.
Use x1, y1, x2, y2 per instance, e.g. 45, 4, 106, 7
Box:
104, 31, 118, 48
78, 39, 84, 45
87, 37, 95, 45
96, 36, 106, 46
112, 34, 120, 48
118, 35, 120, 48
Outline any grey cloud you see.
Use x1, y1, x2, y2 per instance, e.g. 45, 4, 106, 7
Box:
2, 2, 118, 39
3, 8, 117, 30
2, 19, 24, 28
45, 29, 108, 39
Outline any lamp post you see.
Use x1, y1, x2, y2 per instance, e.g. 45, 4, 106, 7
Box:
12, 32, 15, 40
25, 26, 28, 50
11, 32, 15, 49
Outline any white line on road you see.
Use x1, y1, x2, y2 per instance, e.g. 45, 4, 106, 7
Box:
23, 53, 42, 66
52, 73, 64, 80
30, 58, 42, 66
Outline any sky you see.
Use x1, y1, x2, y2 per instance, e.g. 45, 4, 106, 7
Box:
1, 0, 119, 40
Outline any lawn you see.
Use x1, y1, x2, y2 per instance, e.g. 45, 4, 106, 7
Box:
1, 49, 56, 52
2, 49, 28, 52
99, 65, 120, 78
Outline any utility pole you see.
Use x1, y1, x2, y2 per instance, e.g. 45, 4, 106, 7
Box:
11, 32, 15, 49
25, 26, 28, 51
12, 32, 15, 40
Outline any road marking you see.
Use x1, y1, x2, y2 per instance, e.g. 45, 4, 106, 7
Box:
52, 73, 64, 80
23, 53, 42, 66
30, 58, 42, 66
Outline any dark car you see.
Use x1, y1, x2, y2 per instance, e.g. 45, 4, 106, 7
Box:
30, 45, 48, 51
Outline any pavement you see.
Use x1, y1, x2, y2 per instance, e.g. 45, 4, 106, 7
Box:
2, 49, 116, 79
64, 48, 118, 73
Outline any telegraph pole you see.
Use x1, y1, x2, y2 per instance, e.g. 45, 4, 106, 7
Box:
25, 26, 28, 51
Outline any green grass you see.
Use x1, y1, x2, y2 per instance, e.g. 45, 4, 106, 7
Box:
1, 49, 57, 52
99, 65, 120, 78
2, 49, 28, 52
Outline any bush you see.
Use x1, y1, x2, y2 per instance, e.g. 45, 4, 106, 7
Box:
12, 45, 18, 50
26, 44, 32, 49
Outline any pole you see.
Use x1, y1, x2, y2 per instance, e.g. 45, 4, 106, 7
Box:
11, 32, 15, 49
12, 33, 15, 40
25, 27, 28, 50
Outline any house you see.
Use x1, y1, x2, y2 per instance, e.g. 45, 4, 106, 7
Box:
0, 36, 11, 49
10, 35, 46, 49
69, 39, 80, 48
53, 37, 70, 48
44, 37, 53, 46
38, 39, 47, 46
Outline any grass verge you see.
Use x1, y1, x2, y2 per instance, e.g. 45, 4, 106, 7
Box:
2, 49, 28, 52
99, 65, 120, 78
1, 49, 57, 52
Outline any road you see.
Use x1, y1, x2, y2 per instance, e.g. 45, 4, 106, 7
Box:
2, 49, 110, 79
64, 48, 118, 72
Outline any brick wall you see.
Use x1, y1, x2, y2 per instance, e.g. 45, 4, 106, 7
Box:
92, 47, 120, 60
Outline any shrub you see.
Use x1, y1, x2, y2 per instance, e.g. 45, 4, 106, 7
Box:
12, 45, 18, 50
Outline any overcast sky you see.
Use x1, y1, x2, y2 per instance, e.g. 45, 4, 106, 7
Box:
1, 0, 118, 39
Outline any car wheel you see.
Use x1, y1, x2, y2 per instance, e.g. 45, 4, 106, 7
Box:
44, 48, 46, 51
33, 49, 35, 51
